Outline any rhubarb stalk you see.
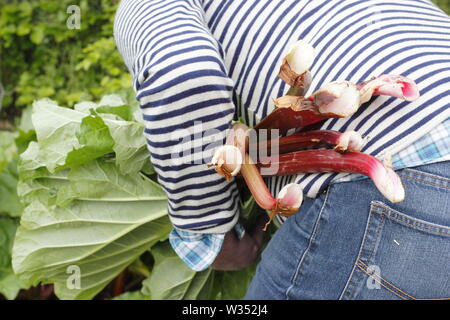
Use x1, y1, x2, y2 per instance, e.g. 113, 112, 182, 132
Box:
258, 150, 405, 203
209, 123, 304, 229
357, 74, 420, 104
254, 101, 327, 134
255, 130, 365, 154
241, 154, 303, 230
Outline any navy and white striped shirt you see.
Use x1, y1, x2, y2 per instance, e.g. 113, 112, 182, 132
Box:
114, 0, 450, 241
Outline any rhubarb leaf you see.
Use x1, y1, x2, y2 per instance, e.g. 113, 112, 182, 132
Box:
141, 241, 213, 300
31, 99, 85, 172
113, 290, 149, 300
13, 142, 170, 299
101, 118, 148, 175
0, 217, 26, 300
30, 98, 148, 175
0, 131, 17, 173
64, 114, 115, 168
0, 161, 23, 218
217, 266, 256, 300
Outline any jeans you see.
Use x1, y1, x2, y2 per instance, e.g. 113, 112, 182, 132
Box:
245, 161, 450, 300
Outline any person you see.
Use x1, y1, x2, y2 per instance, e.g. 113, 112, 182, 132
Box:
114, 0, 450, 299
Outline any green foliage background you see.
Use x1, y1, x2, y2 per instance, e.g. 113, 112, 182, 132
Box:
0, 0, 132, 116
0, 0, 449, 300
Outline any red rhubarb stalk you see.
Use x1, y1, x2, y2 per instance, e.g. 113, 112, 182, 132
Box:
258, 150, 405, 203
256, 130, 365, 154
241, 153, 277, 211
209, 124, 304, 229
241, 154, 303, 230
254, 98, 327, 134
271, 77, 419, 127
357, 74, 420, 104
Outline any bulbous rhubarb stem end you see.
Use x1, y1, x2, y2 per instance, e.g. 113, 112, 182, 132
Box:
371, 164, 405, 203
208, 145, 243, 181
264, 183, 304, 231
335, 131, 365, 152
286, 40, 315, 75
278, 40, 315, 95
313, 81, 361, 118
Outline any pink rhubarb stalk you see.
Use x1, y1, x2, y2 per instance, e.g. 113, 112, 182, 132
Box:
255, 97, 328, 134
240, 154, 303, 230
258, 150, 405, 203
357, 74, 420, 104
209, 124, 303, 228
256, 130, 365, 154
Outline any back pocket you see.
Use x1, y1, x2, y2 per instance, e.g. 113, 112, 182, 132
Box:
340, 201, 450, 300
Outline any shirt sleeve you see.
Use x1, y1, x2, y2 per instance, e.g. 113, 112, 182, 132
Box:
113, 0, 240, 235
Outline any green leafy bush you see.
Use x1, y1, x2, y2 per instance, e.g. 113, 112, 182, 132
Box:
0, 0, 132, 116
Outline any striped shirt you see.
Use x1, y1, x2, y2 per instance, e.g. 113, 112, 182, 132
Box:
114, 0, 450, 268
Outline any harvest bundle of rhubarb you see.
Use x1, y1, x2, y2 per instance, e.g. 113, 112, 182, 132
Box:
210, 40, 419, 228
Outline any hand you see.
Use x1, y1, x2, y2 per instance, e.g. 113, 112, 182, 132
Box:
211, 213, 269, 271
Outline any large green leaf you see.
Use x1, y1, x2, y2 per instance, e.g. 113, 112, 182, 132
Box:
31, 99, 86, 172
141, 241, 214, 300
30, 98, 148, 175
113, 290, 148, 300
0, 160, 23, 217
218, 266, 256, 300
13, 147, 170, 299
0, 217, 26, 300
64, 114, 115, 168
0, 131, 17, 173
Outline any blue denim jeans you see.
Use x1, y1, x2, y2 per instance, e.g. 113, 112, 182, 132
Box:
245, 161, 450, 300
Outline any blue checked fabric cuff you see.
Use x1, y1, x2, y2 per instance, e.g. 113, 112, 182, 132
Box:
169, 228, 226, 271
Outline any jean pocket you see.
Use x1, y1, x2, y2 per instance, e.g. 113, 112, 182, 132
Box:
340, 201, 450, 300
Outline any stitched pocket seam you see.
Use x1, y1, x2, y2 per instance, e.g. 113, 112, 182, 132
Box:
399, 173, 450, 191
403, 167, 450, 185
371, 202, 450, 237
357, 260, 416, 300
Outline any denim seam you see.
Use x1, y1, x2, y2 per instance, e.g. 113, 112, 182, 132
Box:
357, 260, 416, 300
339, 202, 385, 300
356, 262, 410, 300
403, 167, 450, 184
367, 210, 386, 264
399, 173, 450, 191
371, 203, 450, 237
362, 258, 450, 300
285, 186, 331, 300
